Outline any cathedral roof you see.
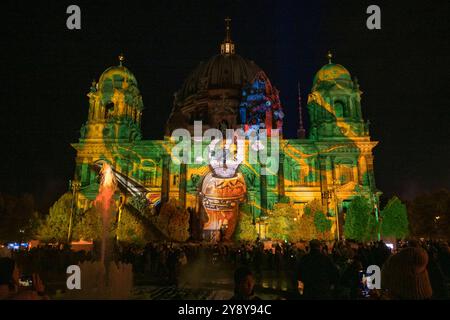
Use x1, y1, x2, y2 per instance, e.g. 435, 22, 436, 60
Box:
95, 54, 143, 110
177, 53, 262, 101
313, 63, 352, 86
312, 51, 352, 90
98, 65, 138, 89
176, 18, 264, 102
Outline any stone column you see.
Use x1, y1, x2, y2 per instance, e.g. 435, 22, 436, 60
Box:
179, 164, 187, 208
366, 155, 376, 191
310, 157, 317, 186
260, 165, 267, 218
352, 159, 359, 184
161, 155, 171, 203
319, 156, 328, 209
277, 153, 285, 199
358, 155, 368, 186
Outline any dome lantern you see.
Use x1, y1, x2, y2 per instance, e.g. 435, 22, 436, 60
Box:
118, 53, 125, 67
327, 50, 333, 64
220, 17, 235, 55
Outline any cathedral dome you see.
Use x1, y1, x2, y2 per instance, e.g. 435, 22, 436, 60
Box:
95, 54, 143, 110
313, 63, 352, 86
98, 65, 138, 90
177, 53, 262, 101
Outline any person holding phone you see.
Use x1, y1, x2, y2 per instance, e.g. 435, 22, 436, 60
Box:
0, 257, 48, 300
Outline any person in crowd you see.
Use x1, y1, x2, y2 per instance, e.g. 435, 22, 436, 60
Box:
419, 243, 449, 299
230, 266, 260, 300
381, 246, 433, 300
437, 242, 450, 279
0, 257, 48, 300
297, 240, 339, 299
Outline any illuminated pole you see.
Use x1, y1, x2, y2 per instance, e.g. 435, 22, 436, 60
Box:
67, 180, 80, 244
366, 162, 381, 241
373, 193, 380, 241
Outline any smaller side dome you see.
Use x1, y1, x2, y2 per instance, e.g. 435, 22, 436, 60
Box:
313, 63, 352, 86
96, 55, 143, 111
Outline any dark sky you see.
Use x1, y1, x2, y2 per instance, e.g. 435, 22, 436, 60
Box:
1, 0, 449, 212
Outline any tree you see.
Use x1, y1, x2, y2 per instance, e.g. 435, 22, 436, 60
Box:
381, 196, 409, 239
344, 195, 378, 242
268, 203, 296, 241
38, 192, 75, 243
116, 206, 147, 246
234, 204, 257, 241
295, 199, 323, 241
296, 211, 316, 241
75, 206, 103, 241
314, 211, 333, 240
303, 199, 323, 218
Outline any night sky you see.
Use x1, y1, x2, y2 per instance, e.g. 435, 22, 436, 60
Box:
1, 0, 449, 212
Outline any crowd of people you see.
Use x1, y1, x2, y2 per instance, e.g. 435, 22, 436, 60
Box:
0, 238, 449, 300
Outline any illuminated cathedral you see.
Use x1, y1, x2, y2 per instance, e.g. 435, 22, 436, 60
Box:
70, 19, 380, 242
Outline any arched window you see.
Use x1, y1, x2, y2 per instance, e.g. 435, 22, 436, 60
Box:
105, 102, 114, 118
339, 163, 354, 184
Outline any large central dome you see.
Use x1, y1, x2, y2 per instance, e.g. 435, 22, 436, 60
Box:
166, 18, 278, 136
178, 54, 262, 101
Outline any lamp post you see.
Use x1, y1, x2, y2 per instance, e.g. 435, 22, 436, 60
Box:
322, 180, 340, 240
67, 180, 81, 244
331, 180, 340, 241
372, 193, 380, 241
434, 216, 440, 240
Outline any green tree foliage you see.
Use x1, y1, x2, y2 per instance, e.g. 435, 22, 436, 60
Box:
303, 199, 331, 240
234, 204, 257, 241
303, 199, 323, 218
314, 211, 333, 237
268, 203, 296, 241
268, 199, 334, 242
75, 206, 103, 241
344, 195, 378, 242
116, 207, 147, 245
155, 198, 189, 241
278, 195, 291, 204
295, 212, 316, 241
381, 196, 409, 239
38, 192, 74, 242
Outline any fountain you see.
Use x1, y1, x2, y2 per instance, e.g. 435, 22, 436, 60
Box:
95, 163, 117, 271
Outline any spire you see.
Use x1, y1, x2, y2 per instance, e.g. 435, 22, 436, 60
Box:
90, 79, 97, 93
327, 50, 333, 64
225, 17, 231, 41
297, 82, 306, 138
118, 53, 125, 66
220, 17, 235, 55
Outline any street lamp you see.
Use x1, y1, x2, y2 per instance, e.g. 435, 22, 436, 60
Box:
372, 193, 380, 241
434, 216, 441, 240
322, 180, 340, 240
